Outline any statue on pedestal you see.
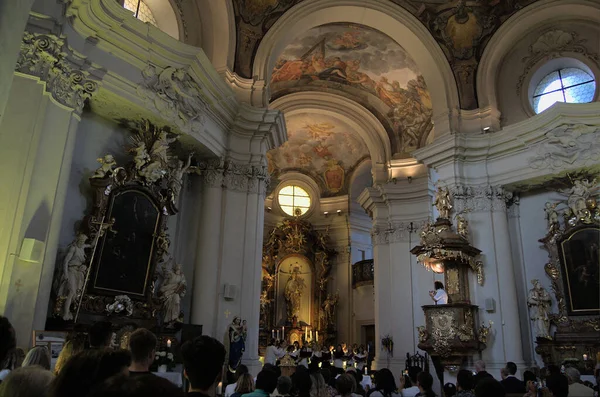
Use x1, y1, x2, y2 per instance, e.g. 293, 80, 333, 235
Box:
159, 263, 187, 324
91, 154, 117, 179
226, 316, 246, 371
58, 234, 91, 321
168, 153, 194, 204
544, 202, 560, 234
433, 186, 453, 219
456, 215, 469, 239
323, 293, 339, 328
284, 267, 305, 322
527, 279, 552, 339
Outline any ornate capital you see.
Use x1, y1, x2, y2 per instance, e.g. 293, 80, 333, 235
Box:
137, 64, 208, 135
196, 158, 270, 195
16, 32, 99, 114
450, 185, 513, 213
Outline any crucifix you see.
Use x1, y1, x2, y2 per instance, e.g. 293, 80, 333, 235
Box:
224, 310, 231, 319
74, 216, 118, 323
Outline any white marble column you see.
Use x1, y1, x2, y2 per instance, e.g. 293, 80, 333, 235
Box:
451, 185, 525, 369
359, 176, 432, 375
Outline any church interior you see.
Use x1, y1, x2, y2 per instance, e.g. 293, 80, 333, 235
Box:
0, 0, 599, 394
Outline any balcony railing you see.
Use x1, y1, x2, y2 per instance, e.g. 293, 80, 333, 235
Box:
352, 259, 374, 288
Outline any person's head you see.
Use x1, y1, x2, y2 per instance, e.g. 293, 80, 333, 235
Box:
294, 341, 300, 349
263, 363, 281, 378
48, 348, 131, 397
444, 382, 457, 397
564, 367, 581, 385
417, 372, 433, 392
0, 316, 16, 369
474, 360, 486, 373
474, 378, 505, 397
374, 368, 397, 394
523, 370, 536, 384
22, 346, 51, 370
89, 321, 112, 348
234, 364, 249, 380
235, 373, 255, 394
293, 370, 313, 397
545, 374, 568, 397
505, 361, 518, 376
54, 337, 85, 375
456, 369, 474, 391
181, 336, 226, 392
0, 366, 54, 397
128, 328, 157, 368
500, 368, 509, 380
408, 366, 420, 384
310, 372, 327, 397
277, 376, 293, 395
336, 374, 356, 397
85, 373, 184, 397
434, 281, 444, 290
255, 369, 277, 393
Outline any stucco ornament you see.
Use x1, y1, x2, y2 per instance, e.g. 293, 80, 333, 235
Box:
529, 124, 600, 170
15, 32, 99, 113
137, 65, 207, 134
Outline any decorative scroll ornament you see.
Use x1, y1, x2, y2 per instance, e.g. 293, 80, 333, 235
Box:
517, 30, 600, 94
371, 220, 429, 246
529, 124, 600, 171
106, 295, 134, 316
450, 185, 513, 213
137, 65, 208, 134
15, 32, 99, 114
193, 159, 270, 195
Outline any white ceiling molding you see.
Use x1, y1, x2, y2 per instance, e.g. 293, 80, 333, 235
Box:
251, 0, 460, 139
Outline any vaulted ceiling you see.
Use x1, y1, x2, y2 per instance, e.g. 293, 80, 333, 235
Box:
231, 0, 540, 110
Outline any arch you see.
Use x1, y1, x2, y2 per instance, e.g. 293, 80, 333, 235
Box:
477, 0, 600, 113
253, 0, 459, 136
270, 91, 392, 173
196, 0, 236, 72
144, 0, 179, 39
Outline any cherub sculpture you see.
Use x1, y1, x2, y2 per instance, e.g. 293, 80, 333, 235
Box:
91, 154, 117, 179
543, 202, 560, 234
130, 142, 150, 170
456, 215, 469, 239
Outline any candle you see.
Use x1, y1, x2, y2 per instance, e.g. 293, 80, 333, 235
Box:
272, 330, 275, 339
364, 366, 368, 375
282, 326, 285, 335
167, 339, 172, 348
277, 330, 280, 340
316, 331, 319, 342
217, 382, 222, 395
583, 354, 588, 361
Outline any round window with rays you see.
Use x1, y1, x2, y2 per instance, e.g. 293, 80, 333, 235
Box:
532, 67, 596, 114
278, 185, 311, 217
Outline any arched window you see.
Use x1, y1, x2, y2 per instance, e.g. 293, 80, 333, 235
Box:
533, 67, 596, 114
124, 0, 158, 27
278, 186, 311, 217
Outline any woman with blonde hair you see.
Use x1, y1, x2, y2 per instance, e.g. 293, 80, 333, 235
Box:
0, 366, 54, 397
53, 338, 85, 375
231, 373, 254, 397
22, 347, 51, 370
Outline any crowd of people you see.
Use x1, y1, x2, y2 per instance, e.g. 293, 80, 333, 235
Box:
1, 315, 599, 397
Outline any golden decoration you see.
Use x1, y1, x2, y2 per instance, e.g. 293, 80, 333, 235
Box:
446, 268, 460, 294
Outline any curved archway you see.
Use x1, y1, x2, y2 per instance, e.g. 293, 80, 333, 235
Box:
270, 91, 391, 181
477, 0, 600, 114
192, 0, 236, 72
144, 0, 180, 39
253, 0, 459, 136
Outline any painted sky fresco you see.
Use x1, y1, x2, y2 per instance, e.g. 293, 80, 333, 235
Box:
267, 113, 368, 196
271, 23, 433, 154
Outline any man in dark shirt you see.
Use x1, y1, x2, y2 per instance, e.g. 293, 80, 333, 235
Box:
500, 362, 526, 394
181, 335, 227, 397
128, 328, 158, 376
473, 360, 494, 387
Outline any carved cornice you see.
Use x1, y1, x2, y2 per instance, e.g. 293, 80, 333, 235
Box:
528, 123, 600, 171
196, 158, 270, 195
372, 220, 428, 246
15, 32, 99, 114
450, 185, 513, 214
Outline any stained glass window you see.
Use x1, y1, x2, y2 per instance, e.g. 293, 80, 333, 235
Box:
123, 0, 158, 27
278, 186, 311, 217
533, 67, 596, 114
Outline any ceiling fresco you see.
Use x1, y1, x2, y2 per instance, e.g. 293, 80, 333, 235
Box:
230, 0, 540, 110
267, 113, 369, 197
271, 24, 433, 155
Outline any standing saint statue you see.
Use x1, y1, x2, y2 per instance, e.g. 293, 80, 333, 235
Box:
159, 263, 187, 324
168, 153, 194, 204
433, 186, 453, 219
58, 234, 91, 321
527, 279, 552, 339
226, 316, 246, 371
284, 267, 305, 322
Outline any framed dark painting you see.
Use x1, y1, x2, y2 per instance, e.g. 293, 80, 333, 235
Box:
91, 188, 162, 299
557, 226, 600, 316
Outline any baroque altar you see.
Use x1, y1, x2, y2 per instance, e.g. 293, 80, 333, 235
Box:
261, 217, 337, 350
534, 177, 600, 374
49, 120, 192, 337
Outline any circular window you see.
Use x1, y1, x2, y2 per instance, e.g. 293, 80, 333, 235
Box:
532, 67, 596, 114
124, 0, 158, 26
278, 186, 311, 217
